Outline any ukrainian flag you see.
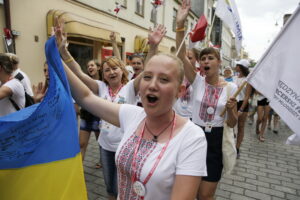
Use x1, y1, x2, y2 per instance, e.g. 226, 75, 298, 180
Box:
0, 37, 87, 200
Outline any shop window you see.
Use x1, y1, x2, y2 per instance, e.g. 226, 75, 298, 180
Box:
68, 38, 94, 73
136, 0, 144, 16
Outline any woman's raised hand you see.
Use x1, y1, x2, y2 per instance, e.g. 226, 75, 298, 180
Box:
110, 32, 116, 42
176, 0, 191, 26
32, 82, 48, 103
54, 17, 68, 53
148, 24, 167, 46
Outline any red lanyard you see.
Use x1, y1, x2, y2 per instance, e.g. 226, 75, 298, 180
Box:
108, 84, 123, 101
131, 114, 176, 185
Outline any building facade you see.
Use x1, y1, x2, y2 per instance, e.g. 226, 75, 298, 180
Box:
0, 0, 200, 84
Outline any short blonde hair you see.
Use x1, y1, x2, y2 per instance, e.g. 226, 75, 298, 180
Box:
0, 53, 17, 74
151, 53, 184, 85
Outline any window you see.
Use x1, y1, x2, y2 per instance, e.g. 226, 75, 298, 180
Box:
68, 37, 94, 73
136, 0, 144, 16
172, 9, 177, 32
120, 0, 127, 8
150, 7, 157, 24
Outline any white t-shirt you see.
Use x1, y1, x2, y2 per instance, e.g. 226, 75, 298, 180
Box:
97, 80, 137, 152
173, 81, 193, 119
12, 69, 33, 96
233, 76, 246, 101
116, 104, 207, 200
191, 74, 237, 127
0, 79, 25, 117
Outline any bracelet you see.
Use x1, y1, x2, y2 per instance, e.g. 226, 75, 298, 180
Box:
176, 27, 186, 32
63, 57, 74, 64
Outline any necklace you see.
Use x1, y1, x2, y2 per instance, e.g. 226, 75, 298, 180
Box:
108, 84, 123, 101
145, 112, 175, 142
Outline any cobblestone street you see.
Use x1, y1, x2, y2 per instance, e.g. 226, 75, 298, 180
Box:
83, 120, 300, 200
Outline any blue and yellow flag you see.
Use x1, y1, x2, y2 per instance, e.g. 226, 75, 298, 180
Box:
0, 36, 87, 200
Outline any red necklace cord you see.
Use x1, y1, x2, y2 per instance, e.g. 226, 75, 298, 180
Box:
108, 84, 123, 101
131, 113, 177, 187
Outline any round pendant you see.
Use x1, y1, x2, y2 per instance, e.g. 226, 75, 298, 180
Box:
133, 181, 146, 197
207, 106, 215, 115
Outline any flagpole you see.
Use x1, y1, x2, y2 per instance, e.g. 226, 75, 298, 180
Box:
175, 31, 190, 57
220, 81, 247, 117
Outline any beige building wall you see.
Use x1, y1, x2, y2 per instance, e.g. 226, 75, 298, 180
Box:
0, 3, 5, 52
9, 0, 199, 84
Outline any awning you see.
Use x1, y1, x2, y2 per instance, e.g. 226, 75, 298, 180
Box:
134, 35, 170, 53
46, 10, 122, 43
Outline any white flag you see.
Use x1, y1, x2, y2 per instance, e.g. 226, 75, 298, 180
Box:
215, 0, 242, 55
247, 6, 300, 145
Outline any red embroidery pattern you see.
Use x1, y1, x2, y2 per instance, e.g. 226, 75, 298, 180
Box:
116, 133, 157, 200
199, 84, 223, 122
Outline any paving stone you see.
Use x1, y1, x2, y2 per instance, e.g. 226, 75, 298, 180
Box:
215, 196, 230, 200
223, 174, 246, 182
220, 177, 233, 185
271, 184, 297, 195
286, 194, 300, 200
231, 193, 256, 200
233, 180, 257, 191
267, 165, 288, 173
272, 197, 285, 200
245, 190, 271, 200
215, 188, 231, 199
220, 184, 244, 195
257, 186, 285, 198
268, 174, 292, 182
246, 178, 270, 188
236, 171, 257, 179
247, 168, 267, 177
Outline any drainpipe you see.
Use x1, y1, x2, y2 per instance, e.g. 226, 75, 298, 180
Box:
3, 0, 15, 53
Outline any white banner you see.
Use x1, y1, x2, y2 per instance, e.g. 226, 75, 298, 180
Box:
215, 0, 243, 55
247, 6, 300, 145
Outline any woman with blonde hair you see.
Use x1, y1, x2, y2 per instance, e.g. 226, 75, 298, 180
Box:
0, 53, 25, 116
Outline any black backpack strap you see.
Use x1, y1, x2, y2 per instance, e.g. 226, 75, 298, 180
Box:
14, 72, 24, 81
9, 97, 20, 111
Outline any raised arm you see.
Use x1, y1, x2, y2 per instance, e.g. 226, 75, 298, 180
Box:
55, 18, 99, 94
63, 62, 121, 127
144, 24, 167, 65
110, 32, 122, 60
176, 0, 196, 84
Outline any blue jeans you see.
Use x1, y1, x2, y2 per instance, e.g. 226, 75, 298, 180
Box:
100, 147, 118, 197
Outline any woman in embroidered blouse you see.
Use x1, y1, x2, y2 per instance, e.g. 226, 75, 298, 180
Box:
176, 1, 238, 199
61, 48, 208, 199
